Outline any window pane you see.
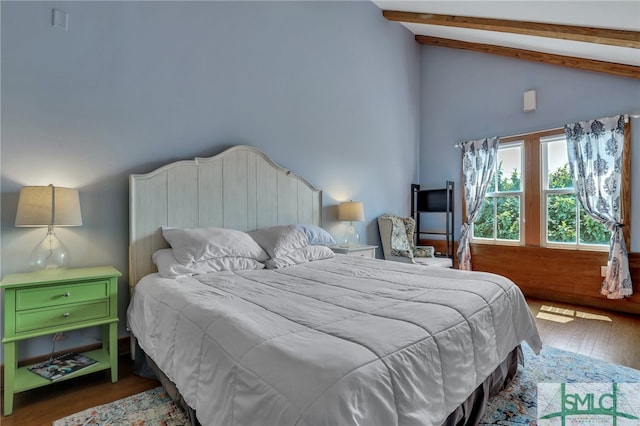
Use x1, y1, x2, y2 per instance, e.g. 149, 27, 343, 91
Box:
545, 138, 573, 189
473, 197, 494, 239
579, 208, 610, 245
547, 194, 576, 243
497, 146, 521, 192
496, 196, 520, 240
487, 168, 496, 193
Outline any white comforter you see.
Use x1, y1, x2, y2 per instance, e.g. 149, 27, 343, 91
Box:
128, 255, 541, 426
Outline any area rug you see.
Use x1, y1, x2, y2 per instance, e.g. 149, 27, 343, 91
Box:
54, 345, 640, 426
52, 386, 188, 426
479, 345, 640, 425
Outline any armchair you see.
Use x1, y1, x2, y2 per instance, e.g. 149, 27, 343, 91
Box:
377, 215, 452, 267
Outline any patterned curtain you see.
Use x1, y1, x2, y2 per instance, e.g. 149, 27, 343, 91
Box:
457, 137, 499, 270
564, 115, 632, 299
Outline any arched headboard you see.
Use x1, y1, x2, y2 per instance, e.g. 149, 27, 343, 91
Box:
129, 145, 322, 289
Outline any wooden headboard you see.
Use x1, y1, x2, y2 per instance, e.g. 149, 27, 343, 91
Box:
129, 145, 322, 289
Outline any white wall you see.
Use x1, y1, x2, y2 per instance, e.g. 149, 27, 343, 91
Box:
0, 1, 420, 360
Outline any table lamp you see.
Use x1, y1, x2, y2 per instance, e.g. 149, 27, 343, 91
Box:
338, 201, 364, 247
15, 185, 82, 270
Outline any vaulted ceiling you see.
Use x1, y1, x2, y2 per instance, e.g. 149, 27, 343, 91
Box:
371, 1, 640, 79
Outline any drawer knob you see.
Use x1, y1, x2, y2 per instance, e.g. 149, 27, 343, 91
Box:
63, 312, 71, 318
63, 292, 71, 297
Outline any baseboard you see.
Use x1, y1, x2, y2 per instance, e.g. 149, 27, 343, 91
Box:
0, 336, 131, 391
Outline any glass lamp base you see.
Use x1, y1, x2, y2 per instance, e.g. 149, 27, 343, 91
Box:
342, 224, 360, 247
29, 231, 70, 271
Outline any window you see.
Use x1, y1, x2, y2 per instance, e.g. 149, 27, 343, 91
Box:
473, 142, 523, 243
541, 135, 609, 249
472, 129, 614, 250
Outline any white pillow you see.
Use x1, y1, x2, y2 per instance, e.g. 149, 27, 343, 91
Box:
296, 224, 336, 246
249, 225, 308, 259
264, 245, 335, 269
162, 227, 269, 265
153, 249, 265, 278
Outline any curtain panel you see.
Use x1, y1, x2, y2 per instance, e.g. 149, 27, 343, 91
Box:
564, 115, 632, 299
457, 137, 499, 270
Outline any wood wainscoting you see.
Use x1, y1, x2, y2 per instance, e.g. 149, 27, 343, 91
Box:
420, 238, 640, 315
470, 245, 640, 315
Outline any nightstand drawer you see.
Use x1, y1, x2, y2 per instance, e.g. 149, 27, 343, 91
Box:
353, 250, 375, 258
15, 280, 109, 310
329, 244, 377, 258
16, 300, 110, 333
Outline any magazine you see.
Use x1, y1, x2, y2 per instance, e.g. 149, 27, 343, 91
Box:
28, 352, 97, 382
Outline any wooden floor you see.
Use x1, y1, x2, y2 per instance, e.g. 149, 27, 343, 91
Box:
1, 355, 160, 426
526, 297, 640, 371
2, 297, 639, 426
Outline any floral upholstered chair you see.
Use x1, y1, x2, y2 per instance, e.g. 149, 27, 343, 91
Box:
377, 215, 452, 267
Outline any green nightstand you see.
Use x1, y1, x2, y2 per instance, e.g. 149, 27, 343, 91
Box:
1, 266, 121, 416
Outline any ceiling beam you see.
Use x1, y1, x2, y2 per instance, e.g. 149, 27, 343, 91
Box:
416, 36, 640, 80
384, 11, 640, 49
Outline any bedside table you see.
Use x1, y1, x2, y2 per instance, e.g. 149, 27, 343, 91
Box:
329, 244, 378, 258
1, 266, 121, 416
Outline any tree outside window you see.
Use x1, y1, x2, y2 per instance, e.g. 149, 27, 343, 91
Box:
472, 133, 609, 248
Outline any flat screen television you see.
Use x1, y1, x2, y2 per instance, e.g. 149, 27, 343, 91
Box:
416, 189, 449, 212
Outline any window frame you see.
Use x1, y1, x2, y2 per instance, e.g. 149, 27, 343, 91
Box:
472, 140, 525, 245
468, 123, 631, 252
540, 134, 608, 251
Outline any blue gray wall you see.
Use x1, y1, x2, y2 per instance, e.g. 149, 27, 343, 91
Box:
0, 1, 420, 360
419, 45, 640, 247
2, 0, 639, 363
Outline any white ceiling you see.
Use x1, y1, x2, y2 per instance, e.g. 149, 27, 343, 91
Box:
371, 1, 640, 67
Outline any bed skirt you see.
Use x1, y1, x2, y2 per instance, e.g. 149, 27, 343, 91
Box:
134, 342, 522, 426
442, 345, 522, 425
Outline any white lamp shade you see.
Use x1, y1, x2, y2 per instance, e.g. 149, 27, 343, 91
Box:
338, 201, 365, 222
15, 185, 82, 227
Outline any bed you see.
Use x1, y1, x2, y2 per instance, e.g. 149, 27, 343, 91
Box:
127, 145, 542, 426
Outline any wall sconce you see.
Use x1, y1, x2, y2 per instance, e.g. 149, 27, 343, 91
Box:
524, 90, 536, 112
338, 201, 364, 247
15, 185, 82, 270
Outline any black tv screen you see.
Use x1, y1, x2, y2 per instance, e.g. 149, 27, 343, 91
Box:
416, 189, 449, 212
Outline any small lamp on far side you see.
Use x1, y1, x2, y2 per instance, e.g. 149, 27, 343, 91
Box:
338, 201, 364, 247
15, 185, 83, 271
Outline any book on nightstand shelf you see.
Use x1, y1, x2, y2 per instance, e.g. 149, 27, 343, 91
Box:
27, 352, 97, 382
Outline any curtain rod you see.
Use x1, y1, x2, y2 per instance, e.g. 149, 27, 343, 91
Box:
454, 127, 561, 148
454, 113, 638, 148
